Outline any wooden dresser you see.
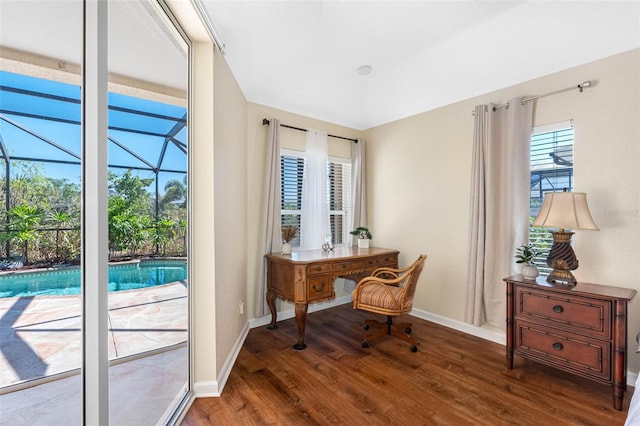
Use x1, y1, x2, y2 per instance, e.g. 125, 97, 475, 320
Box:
504, 275, 636, 410
266, 247, 399, 350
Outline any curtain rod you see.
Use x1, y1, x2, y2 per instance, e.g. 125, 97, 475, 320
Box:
472, 80, 593, 115
262, 118, 358, 143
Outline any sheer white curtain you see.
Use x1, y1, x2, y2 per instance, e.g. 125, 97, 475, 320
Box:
465, 99, 533, 328
349, 138, 367, 245
254, 119, 282, 317
300, 129, 329, 249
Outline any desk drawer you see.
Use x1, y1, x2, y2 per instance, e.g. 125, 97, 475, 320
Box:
515, 320, 610, 381
515, 287, 611, 339
376, 254, 398, 266
336, 258, 378, 271
307, 276, 333, 301
307, 262, 332, 276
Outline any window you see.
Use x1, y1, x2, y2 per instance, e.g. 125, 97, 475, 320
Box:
281, 149, 351, 248
529, 120, 574, 272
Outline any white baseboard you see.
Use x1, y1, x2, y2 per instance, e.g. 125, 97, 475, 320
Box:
192, 380, 218, 397
193, 320, 250, 397
409, 307, 506, 345
248, 295, 352, 328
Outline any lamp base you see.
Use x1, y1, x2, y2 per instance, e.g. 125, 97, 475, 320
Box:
546, 230, 579, 286
546, 268, 577, 285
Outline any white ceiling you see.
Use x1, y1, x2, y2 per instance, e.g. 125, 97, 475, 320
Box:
1, 1, 638, 130
201, 1, 640, 130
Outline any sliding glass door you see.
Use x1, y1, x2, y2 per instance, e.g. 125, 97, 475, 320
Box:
0, 1, 190, 423
107, 1, 189, 424
0, 1, 84, 423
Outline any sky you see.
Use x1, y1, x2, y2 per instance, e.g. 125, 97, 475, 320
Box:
0, 70, 187, 194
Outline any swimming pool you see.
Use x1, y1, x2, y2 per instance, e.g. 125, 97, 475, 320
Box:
0, 260, 187, 298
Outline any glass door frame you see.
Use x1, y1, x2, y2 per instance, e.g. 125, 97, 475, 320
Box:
81, 0, 194, 423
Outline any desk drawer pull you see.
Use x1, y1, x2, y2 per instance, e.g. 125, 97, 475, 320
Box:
552, 342, 563, 351
552, 305, 564, 313
312, 283, 325, 292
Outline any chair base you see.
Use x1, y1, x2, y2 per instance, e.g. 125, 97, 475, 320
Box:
361, 315, 419, 352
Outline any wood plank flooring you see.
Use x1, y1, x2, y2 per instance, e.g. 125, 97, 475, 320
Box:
181, 304, 634, 425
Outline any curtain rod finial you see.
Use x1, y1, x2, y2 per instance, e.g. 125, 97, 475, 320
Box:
262, 118, 270, 126
578, 81, 592, 92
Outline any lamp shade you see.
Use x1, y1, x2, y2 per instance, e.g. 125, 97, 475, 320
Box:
532, 192, 599, 231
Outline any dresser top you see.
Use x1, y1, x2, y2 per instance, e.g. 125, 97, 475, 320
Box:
504, 274, 637, 301
267, 246, 398, 264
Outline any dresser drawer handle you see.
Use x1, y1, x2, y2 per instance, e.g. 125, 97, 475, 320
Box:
312, 283, 325, 292
552, 342, 563, 351
552, 305, 564, 313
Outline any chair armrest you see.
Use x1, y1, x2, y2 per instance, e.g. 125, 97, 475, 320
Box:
371, 262, 413, 278
357, 275, 404, 287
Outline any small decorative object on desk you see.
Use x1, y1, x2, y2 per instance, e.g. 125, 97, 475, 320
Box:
321, 233, 334, 252
281, 225, 297, 255
350, 226, 372, 249
515, 244, 539, 280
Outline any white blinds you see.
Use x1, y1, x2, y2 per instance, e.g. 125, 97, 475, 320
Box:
281, 150, 351, 248
529, 120, 574, 271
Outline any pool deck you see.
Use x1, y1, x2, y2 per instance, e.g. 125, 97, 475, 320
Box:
0, 280, 188, 390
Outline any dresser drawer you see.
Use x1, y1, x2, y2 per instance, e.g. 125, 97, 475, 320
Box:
306, 276, 333, 301
306, 262, 332, 276
515, 320, 611, 381
515, 287, 611, 339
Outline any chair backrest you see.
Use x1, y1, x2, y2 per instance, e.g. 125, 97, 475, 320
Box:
401, 254, 427, 312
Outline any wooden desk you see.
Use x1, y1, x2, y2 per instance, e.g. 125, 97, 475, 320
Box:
504, 274, 636, 410
266, 246, 399, 350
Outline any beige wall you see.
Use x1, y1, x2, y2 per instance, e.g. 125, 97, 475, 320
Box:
190, 40, 217, 391
364, 48, 640, 371
213, 47, 249, 371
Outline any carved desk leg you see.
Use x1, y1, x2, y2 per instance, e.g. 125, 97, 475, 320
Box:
266, 289, 279, 330
293, 303, 308, 350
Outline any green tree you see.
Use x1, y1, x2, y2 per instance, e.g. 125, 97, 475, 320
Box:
160, 177, 187, 210
47, 210, 72, 263
178, 219, 187, 256
154, 218, 177, 256
1, 161, 81, 263
108, 170, 154, 259
7, 204, 43, 263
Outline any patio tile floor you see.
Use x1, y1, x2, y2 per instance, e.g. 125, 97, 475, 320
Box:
0, 281, 188, 389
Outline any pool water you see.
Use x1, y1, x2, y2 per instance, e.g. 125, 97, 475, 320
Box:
0, 260, 187, 298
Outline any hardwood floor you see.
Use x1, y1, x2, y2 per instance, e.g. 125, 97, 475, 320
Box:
181, 304, 634, 425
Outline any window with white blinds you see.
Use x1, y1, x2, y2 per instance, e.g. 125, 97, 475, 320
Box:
529, 120, 574, 272
281, 149, 352, 248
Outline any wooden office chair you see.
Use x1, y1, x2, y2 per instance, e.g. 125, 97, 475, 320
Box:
351, 254, 427, 352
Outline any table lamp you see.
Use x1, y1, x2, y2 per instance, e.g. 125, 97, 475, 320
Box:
532, 191, 599, 285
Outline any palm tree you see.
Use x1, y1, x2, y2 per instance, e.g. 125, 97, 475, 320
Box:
161, 177, 187, 210
8, 204, 43, 264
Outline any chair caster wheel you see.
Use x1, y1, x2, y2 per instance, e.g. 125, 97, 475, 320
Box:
361, 341, 369, 348
410, 345, 418, 352
405, 327, 412, 334
363, 324, 370, 330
